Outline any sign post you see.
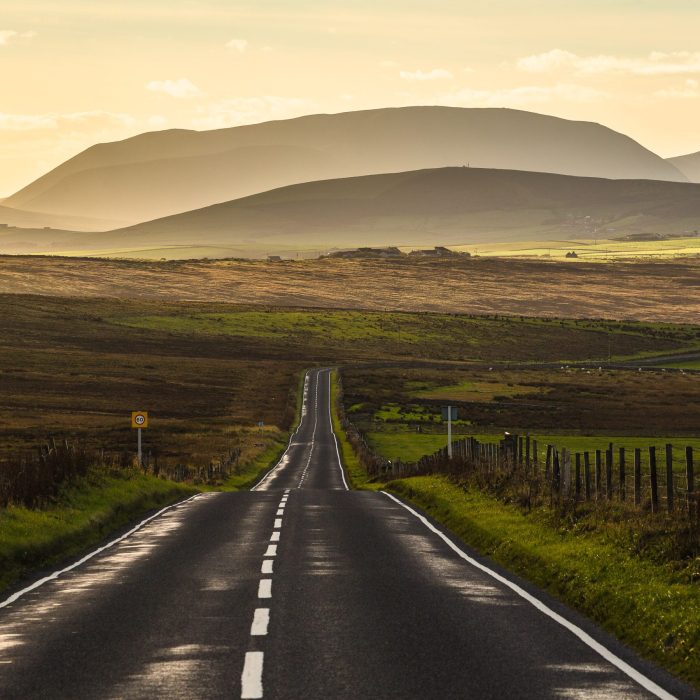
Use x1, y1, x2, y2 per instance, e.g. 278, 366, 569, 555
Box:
441, 406, 458, 459
131, 411, 149, 466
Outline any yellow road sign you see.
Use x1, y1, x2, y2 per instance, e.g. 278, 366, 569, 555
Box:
131, 411, 149, 429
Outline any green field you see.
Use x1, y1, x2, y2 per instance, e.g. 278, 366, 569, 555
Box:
449, 235, 700, 261
368, 430, 700, 468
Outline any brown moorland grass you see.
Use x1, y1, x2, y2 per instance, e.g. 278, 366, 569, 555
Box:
2, 293, 696, 465
1, 255, 699, 323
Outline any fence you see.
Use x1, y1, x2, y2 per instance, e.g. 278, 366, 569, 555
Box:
0, 441, 244, 509
374, 433, 698, 520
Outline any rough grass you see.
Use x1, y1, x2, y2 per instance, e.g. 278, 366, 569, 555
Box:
330, 370, 377, 490
2, 254, 700, 324
0, 470, 196, 593
388, 475, 700, 690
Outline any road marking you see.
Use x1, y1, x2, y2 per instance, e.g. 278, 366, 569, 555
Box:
250, 608, 270, 636
241, 651, 264, 699
284, 489, 290, 493
274, 518, 282, 528
381, 491, 677, 700
270, 531, 280, 542
264, 545, 277, 557
0, 493, 203, 610
297, 377, 320, 488
276, 509, 284, 516
251, 371, 311, 491
261, 559, 273, 574
326, 368, 350, 491
258, 579, 272, 599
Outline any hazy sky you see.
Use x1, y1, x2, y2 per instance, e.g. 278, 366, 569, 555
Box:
2, 0, 700, 195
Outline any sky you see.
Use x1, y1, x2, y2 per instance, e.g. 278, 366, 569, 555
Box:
1, 0, 700, 196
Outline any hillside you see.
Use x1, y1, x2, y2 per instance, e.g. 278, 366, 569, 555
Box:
100, 167, 700, 253
5, 107, 685, 225
667, 151, 700, 183
0, 204, 125, 232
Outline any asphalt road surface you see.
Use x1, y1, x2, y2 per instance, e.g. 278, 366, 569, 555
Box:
0, 369, 695, 699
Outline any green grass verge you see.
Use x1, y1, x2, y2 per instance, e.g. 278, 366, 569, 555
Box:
387, 475, 700, 689
330, 370, 380, 490
0, 471, 197, 593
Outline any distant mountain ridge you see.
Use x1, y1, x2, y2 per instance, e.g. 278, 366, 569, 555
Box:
13, 166, 699, 258
667, 151, 700, 183
5, 106, 686, 225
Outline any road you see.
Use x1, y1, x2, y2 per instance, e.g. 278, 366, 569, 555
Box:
0, 369, 695, 699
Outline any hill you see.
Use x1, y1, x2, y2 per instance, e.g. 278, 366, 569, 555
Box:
0, 204, 125, 232
667, 151, 700, 183
18, 166, 700, 258
5, 107, 685, 225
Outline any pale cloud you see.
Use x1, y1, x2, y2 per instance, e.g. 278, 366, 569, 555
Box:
225, 38, 248, 52
380, 60, 399, 68
517, 49, 700, 76
439, 83, 606, 108
0, 30, 36, 45
146, 78, 202, 99
0, 110, 135, 132
399, 68, 453, 81
147, 115, 168, 128
654, 79, 699, 99
193, 96, 316, 130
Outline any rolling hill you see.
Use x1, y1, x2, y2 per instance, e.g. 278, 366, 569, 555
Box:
667, 151, 700, 183
16, 166, 700, 258
4, 107, 685, 226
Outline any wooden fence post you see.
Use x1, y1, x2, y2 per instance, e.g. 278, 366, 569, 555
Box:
687, 446, 695, 515
552, 448, 561, 496
525, 435, 531, 471
619, 447, 626, 501
649, 446, 658, 513
584, 451, 592, 501
595, 450, 602, 501
634, 448, 641, 506
545, 445, 552, 480
605, 447, 613, 500
532, 439, 538, 475
575, 453, 582, 500
665, 443, 674, 513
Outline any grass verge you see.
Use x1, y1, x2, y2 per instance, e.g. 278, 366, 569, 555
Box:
0, 470, 196, 593
387, 475, 700, 689
330, 370, 379, 490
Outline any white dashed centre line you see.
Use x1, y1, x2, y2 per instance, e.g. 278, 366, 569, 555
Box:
264, 544, 277, 557
274, 518, 282, 528
261, 559, 273, 575
276, 509, 284, 516
241, 651, 264, 699
270, 531, 280, 542
250, 608, 270, 636
258, 579, 272, 599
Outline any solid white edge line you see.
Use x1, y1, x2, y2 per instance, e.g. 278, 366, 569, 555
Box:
251, 369, 311, 491
0, 493, 203, 610
381, 491, 676, 700
241, 651, 264, 699
250, 607, 270, 636
327, 368, 350, 491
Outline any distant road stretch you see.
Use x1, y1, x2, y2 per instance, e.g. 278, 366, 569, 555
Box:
0, 369, 694, 698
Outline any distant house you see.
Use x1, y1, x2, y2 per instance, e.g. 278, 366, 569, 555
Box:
0, 224, 7, 229
267, 255, 282, 262
408, 246, 469, 258
565, 251, 578, 258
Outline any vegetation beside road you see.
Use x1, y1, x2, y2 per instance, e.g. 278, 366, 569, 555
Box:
0, 469, 196, 593
386, 476, 700, 689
